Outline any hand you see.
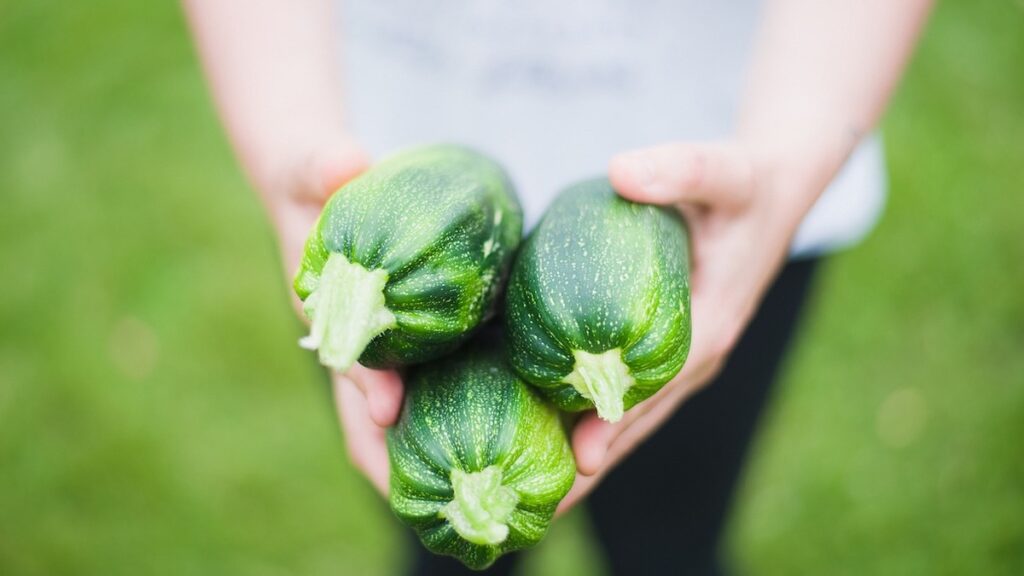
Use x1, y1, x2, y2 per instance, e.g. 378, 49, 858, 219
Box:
260, 136, 402, 496
332, 365, 403, 495
557, 141, 818, 514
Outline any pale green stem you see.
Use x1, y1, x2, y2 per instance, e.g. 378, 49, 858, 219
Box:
563, 348, 635, 423
440, 466, 519, 546
299, 252, 396, 372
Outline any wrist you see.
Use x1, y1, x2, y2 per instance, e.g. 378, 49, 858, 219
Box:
740, 115, 861, 206
742, 131, 849, 240
732, 145, 824, 271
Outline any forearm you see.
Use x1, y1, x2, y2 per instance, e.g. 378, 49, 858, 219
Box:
740, 0, 933, 221
182, 0, 349, 197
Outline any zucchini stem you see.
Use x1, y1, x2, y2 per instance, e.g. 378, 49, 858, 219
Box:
299, 252, 396, 372
564, 349, 635, 423
441, 466, 519, 546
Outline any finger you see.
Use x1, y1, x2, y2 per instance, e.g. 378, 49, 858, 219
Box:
316, 143, 371, 196
280, 144, 371, 320
333, 376, 390, 495
346, 365, 404, 427
555, 473, 598, 517
295, 142, 372, 204
568, 368, 713, 503
570, 370, 685, 475
571, 414, 616, 476
609, 142, 751, 208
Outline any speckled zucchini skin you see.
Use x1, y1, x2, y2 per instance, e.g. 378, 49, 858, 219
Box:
294, 145, 522, 368
387, 343, 576, 570
505, 178, 691, 413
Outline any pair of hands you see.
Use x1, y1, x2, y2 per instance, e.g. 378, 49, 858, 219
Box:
267, 137, 805, 514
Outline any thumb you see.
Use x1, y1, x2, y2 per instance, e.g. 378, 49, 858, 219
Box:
609, 142, 751, 209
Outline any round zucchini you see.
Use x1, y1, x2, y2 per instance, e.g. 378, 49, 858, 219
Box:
293, 145, 522, 371
505, 178, 691, 423
387, 343, 576, 570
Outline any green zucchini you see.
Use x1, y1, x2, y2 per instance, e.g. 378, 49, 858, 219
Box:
387, 341, 575, 570
293, 145, 522, 371
505, 178, 691, 423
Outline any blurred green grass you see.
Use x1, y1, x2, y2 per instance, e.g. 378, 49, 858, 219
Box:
0, 1, 1021, 575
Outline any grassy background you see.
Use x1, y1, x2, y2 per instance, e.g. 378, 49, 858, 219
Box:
1, 1, 1021, 574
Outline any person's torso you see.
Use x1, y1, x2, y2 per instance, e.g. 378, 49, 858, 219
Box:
339, 0, 886, 256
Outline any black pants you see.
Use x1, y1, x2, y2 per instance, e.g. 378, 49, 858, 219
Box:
409, 258, 821, 576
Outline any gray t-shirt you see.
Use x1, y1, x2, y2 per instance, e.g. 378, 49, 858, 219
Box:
339, 0, 886, 257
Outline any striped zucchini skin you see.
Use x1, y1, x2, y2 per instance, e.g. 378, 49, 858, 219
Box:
387, 343, 575, 570
294, 145, 522, 369
505, 178, 691, 420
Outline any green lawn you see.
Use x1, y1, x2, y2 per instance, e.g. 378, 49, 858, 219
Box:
1, 1, 1022, 575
